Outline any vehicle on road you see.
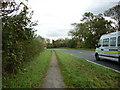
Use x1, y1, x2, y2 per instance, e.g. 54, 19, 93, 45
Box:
95, 31, 120, 63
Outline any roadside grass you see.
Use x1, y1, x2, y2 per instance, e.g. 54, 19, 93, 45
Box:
50, 47, 95, 51
3, 50, 52, 88
55, 50, 120, 88
76, 48, 95, 51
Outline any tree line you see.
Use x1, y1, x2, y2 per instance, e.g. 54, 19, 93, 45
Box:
47, 3, 120, 49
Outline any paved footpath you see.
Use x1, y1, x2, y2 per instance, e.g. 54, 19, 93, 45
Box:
40, 52, 66, 88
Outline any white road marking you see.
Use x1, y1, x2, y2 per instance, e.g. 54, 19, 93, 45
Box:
79, 52, 82, 53
75, 56, 120, 73
85, 59, 120, 73
55, 49, 120, 73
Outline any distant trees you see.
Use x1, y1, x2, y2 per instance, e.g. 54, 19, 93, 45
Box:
68, 3, 120, 48
47, 38, 72, 48
68, 12, 115, 48
47, 11, 116, 49
48, 4, 118, 49
52, 39, 65, 48
49, 12, 116, 49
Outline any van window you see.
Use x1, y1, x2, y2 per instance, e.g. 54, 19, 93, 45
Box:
118, 36, 120, 46
110, 37, 116, 46
103, 38, 109, 47
97, 39, 102, 47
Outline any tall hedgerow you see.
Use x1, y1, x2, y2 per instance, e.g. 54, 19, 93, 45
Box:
2, 0, 44, 74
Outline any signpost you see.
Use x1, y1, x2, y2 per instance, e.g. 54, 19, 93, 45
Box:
77, 41, 80, 46
77, 41, 80, 48
43, 41, 47, 49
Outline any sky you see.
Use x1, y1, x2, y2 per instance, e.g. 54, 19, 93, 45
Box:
28, 0, 119, 40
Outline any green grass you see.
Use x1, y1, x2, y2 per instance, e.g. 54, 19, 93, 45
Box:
3, 50, 52, 88
76, 48, 95, 51
50, 47, 95, 51
55, 50, 120, 88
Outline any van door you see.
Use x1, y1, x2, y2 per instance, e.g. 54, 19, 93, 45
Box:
109, 37, 118, 58
102, 38, 109, 56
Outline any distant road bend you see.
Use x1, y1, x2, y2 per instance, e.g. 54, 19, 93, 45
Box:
54, 49, 120, 72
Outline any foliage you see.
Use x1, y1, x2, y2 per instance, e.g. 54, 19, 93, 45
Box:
67, 38, 77, 48
2, 1, 44, 74
3, 50, 52, 88
36, 35, 45, 42
47, 38, 74, 48
47, 43, 54, 48
69, 12, 115, 48
49, 12, 116, 49
55, 50, 120, 88
1, 0, 27, 17
104, 4, 120, 30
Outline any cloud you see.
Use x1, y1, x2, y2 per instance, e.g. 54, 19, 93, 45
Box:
28, 0, 120, 40
85, 1, 119, 14
46, 29, 68, 37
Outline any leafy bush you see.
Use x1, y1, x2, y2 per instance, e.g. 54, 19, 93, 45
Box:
2, 5, 44, 74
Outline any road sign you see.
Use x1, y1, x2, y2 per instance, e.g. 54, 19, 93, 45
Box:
77, 41, 80, 46
43, 41, 46, 43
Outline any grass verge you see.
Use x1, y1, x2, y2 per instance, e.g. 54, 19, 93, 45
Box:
55, 50, 120, 88
3, 50, 52, 88
50, 47, 95, 51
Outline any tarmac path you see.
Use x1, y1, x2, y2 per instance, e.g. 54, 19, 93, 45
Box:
40, 52, 66, 88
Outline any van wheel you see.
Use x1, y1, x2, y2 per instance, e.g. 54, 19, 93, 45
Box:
95, 54, 100, 61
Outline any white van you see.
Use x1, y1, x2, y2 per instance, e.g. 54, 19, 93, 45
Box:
95, 31, 120, 63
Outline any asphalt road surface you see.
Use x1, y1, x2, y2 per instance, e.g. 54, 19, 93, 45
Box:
54, 49, 120, 72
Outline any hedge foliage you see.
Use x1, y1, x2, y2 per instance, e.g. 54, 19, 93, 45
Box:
2, 6, 44, 74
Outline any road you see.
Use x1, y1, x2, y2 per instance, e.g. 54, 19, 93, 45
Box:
54, 49, 120, 72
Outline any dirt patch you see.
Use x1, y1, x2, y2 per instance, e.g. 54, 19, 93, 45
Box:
40, 52, 66, 88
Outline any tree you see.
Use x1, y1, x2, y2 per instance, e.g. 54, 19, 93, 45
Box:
2, 0, 42, 73
46, 38, 50, 44
36, 35, 45, 42
0, 0, 27, 17
69, 12, 115, 48
104, 3, 120, 31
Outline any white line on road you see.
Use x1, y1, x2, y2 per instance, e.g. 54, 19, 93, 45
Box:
79, 52, 82, 53
74, 55, 120, 73
85, 59, 120, 73
60, 51, 120, 73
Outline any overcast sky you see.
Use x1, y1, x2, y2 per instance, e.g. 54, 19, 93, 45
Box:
28, 0, 119, 40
